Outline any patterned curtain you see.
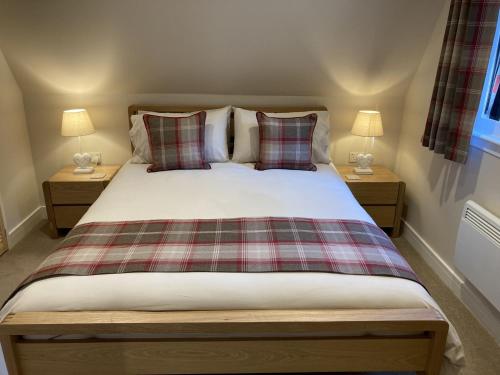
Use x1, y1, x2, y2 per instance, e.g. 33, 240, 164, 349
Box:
422, 0, 500, 163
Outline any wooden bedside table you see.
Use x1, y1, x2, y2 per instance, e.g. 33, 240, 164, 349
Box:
336, 165, 405, 237
43, 165, 121, 237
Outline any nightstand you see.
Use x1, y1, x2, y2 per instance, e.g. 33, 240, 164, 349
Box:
336, 165, 405, 237
43, 165, 121, 237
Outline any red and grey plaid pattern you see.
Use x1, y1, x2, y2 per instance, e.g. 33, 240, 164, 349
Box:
255, 112, 317, 171
144, 112, 210, 171
13, 217, 420, 294
423, 0, 500, 163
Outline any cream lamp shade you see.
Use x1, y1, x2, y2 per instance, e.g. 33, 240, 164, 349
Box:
351, 110, 384, 137
350, 110, 383, 175
61, 109, 96, 174
61, 109, 95, 137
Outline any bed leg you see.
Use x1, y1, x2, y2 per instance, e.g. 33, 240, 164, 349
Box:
417, 328, 448, 375
1, 335, 20, 375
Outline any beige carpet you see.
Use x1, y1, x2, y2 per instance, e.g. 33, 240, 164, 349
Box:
0, 221, 499, 375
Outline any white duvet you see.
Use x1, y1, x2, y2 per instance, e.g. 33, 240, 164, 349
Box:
0, 162, 464, 372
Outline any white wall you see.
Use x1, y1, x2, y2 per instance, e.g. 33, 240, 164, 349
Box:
0, 48, 41, 242
0, 0, 445, 187
0, 0, 444, 96
395, 0, 500, 336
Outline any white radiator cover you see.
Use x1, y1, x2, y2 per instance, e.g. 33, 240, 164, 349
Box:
454, 201, 500, 311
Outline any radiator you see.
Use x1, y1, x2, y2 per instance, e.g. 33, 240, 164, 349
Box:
454, 201, 500, 311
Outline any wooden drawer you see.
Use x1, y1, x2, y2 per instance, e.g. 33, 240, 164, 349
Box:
53, 205, 90, 228
50, 182, 105, 204
348, 182, 399, 205
364, 205, 396, 227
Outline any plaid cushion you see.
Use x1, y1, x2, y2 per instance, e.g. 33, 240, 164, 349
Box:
144, 112, 210, 171
255, 112, 317, 171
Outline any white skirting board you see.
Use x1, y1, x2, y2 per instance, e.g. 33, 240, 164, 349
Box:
403, 219, 500, 344
6, 206, 46, 248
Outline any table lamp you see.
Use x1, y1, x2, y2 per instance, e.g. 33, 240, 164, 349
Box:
61, 109, 96, 174
351, 110, 384, 174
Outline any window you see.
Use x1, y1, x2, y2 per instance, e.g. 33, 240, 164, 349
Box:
473, 9, 500, 157
484, 47, 500, 120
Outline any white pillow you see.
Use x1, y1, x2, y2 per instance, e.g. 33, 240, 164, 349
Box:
129, 106, 231, 163
232, 108, 331, 163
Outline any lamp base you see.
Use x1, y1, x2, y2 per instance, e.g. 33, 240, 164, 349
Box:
73, 166, 95, 174
73, 152, 94, 174
354, 167, 373, 175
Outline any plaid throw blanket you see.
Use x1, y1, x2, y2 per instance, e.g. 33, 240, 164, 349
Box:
16, 217, 420, 292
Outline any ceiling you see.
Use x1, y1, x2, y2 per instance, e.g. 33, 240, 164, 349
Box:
0, 0, 446, 97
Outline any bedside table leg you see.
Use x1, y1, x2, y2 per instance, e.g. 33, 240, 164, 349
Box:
392, 182, 406, 238
42, 182, 58, 238
47, 222, 58, 238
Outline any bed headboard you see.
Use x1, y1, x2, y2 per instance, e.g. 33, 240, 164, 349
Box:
127, 105, 328, 153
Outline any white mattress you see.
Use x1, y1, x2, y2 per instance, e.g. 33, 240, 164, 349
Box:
0, 162, 464, 371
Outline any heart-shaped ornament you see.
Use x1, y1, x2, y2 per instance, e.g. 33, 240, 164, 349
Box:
356, 153, 373, 169
73, 153, 92, 168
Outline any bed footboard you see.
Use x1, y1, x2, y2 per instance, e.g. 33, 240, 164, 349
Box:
0, 308, 448, 375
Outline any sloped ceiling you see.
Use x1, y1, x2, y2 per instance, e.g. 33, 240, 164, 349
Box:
0, 0, 445, 97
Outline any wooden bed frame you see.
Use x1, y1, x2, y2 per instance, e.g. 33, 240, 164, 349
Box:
0, 105, 449, 375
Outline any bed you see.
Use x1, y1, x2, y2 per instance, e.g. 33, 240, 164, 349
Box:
0, 105, 463, 375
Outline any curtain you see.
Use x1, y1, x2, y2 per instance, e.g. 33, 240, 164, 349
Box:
422, 0, 500, 163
